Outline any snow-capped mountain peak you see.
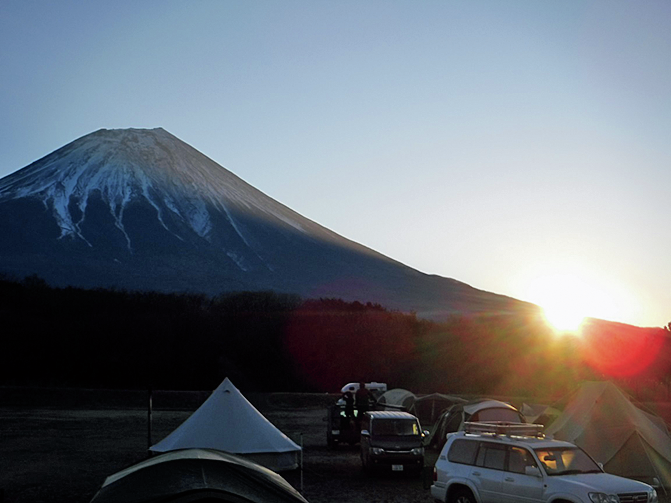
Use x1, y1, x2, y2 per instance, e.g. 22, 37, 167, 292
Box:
0, 127, 533, 320
0, 128, 312, 251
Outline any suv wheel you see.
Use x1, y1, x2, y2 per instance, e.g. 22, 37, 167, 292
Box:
451, 488, 476, 503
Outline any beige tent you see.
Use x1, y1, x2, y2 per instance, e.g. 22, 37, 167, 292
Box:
150, 378, 301, 471
90, 449, 309, 503
520, 403, 561, 427
545, 381, 671, 488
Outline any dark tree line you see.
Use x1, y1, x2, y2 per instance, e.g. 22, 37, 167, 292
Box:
1, 275, 669, 399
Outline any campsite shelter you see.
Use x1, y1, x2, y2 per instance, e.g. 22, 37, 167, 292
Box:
150, 378, 301, 472
89, 448, 309, 503
545, 381, 671, 488
520, 403, 562, 427
425, 399, 525, 450
377, 388, 416, 411
410, 393, 466, 428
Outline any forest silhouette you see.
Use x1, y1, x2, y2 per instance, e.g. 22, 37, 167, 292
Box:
1, 275, 668, 401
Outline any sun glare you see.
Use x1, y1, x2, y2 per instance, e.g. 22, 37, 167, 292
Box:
518, 267, 636, 334
542, 303, 587, 333
534, 275, 590, 333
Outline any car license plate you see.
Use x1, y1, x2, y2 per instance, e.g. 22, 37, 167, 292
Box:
392, 464, 404, 471
332, 430, 339, 435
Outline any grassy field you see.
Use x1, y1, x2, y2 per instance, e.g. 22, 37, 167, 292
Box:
0, 388, 668, 503
0, 389, 435, 503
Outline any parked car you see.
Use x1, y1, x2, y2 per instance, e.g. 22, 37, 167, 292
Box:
430, 422, 658, 503
360, 411, 426, 475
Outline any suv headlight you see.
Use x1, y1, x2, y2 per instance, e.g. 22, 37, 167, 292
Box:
371, 447, 384, 455
589, 493, 619, 503
411, 447, 424, 456
649, 489, 658, 503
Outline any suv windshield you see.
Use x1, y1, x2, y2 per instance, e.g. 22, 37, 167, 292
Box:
373, 419, 420, 436
534, 447, 601, 476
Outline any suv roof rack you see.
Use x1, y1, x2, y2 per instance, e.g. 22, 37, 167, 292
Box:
463, 421, 545, 438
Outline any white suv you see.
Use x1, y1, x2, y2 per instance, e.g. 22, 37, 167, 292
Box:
431, 422, 658, 503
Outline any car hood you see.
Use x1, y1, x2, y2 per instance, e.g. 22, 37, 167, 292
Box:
551, 472, 652, 494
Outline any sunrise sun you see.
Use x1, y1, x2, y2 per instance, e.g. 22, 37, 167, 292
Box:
532, 274, 590, 332
520, 268, 636, 335
541, 299, 588, 333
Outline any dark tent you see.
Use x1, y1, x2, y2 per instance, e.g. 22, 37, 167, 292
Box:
89, 448, 309, 503
425, 399, 525, 450
409, 393, 466, 428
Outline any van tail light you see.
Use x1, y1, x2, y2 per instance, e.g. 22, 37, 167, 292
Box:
433, 466, 437, 482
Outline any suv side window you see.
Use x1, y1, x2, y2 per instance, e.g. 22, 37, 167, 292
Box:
475, 442, 506, 470
447, 439, 478, 465
507, 446, 537, 474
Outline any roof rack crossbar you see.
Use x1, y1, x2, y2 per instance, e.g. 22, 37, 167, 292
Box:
463, 421, 544, 438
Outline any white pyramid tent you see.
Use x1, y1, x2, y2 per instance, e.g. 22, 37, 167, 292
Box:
150, 378, 301, 471
545, 381, 671, 488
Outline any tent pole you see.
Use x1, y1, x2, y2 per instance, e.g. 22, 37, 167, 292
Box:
148, 388, 153, 452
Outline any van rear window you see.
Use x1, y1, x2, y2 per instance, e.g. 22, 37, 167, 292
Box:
447, 439, 478, 465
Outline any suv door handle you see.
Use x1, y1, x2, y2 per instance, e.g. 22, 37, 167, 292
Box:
472, 471, 481, 477
505, 477, 515, 482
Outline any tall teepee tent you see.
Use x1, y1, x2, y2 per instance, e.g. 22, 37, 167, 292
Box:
545, 381, 671, 488
150, 378, 301, 471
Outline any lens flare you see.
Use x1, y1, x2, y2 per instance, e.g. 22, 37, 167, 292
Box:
580, 320, 665, 378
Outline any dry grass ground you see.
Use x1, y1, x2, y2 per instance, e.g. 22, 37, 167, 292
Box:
0, 389, 668, 503
0, 390, 434, 503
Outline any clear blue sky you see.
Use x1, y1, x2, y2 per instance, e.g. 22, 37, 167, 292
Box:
2, 1, 670, 328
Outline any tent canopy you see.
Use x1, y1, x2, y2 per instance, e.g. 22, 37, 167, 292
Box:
425, 399, 524, 450
545, 381, 671, 488
520, 403, 561, 427
90, 448, 309, 503
410, 393, 466, 427
150, 378, 301, 471
377, 388, 416, 411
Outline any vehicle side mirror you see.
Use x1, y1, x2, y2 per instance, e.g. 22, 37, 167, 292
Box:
361, 430, 370, 437
423, 430, 430, 437
525, 466, 542, 478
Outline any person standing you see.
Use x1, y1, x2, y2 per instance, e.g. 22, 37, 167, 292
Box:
342, 387, 355, 418
355, 381, 373, 425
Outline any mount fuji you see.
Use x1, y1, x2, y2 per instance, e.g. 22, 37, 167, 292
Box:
0, 128, 534, 319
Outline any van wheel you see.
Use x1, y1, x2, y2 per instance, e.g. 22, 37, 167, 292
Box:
451, 488, 476, 503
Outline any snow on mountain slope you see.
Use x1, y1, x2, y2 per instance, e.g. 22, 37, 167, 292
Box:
0, 128, 346, 253
0, 128, 534, 319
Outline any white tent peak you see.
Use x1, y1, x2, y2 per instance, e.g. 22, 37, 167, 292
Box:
150, 378, 301, 471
